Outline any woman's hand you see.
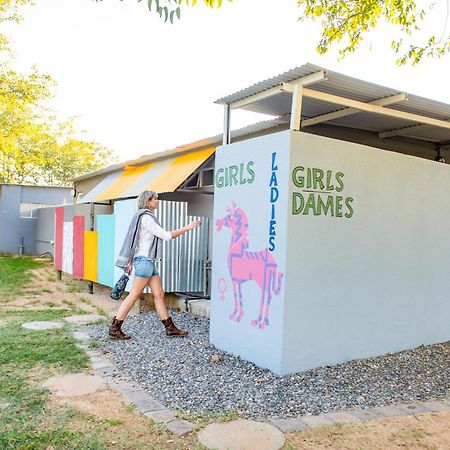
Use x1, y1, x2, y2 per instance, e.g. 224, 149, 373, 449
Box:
124, 261, 132, 275
187, 220, 201, 230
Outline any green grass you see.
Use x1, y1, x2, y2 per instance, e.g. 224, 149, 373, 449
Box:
65, 280, 86, 293
0, 310, 98, 449
0, 256, 40, 300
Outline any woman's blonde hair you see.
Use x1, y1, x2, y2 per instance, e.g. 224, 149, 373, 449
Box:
137, 190, 158, 210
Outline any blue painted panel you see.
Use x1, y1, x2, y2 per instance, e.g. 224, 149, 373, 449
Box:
97, 214, 115, 287
113, 199, 137, 292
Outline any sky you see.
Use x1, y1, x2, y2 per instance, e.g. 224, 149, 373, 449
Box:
4, 0, 450, 162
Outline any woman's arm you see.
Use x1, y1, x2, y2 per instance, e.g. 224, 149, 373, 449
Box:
144, 215, 201, 240
171, 220, 201, 239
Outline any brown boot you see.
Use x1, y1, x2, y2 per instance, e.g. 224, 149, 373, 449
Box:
161, 317, 188, 337
109, 317, 131, 340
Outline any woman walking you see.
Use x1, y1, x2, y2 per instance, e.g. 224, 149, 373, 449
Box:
109, 190, 201, 340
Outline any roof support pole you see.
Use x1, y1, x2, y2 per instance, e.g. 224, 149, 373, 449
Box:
290, 84, 303, 131
223, 104, 231, 145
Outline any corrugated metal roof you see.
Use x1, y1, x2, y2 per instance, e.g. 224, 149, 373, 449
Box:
214, 63, 450, 144
79, 147, 215, 203
74, 118, 287, 182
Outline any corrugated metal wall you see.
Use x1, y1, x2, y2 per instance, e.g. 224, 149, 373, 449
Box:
155, 201, 209, 293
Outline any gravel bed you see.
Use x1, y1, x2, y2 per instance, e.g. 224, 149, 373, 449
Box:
89, 311, 450, 420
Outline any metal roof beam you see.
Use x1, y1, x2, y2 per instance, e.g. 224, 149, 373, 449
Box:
229, 70, 327, 110
302, 93, 408, 128
378, 123, 432, 139
302, 88, 450, 131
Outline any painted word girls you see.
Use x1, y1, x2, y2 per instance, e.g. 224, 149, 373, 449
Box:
215, 162, 255, 188
291, 166, 354, 218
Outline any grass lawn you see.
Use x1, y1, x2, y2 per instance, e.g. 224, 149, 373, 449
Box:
0, 255, 41, 301
0, 256, 208, 449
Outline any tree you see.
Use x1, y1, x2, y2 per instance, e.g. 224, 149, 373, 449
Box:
0, 66, 116, 185
106, 0, 448, 65
0, 0, 117, 186
297, 0, 450, 65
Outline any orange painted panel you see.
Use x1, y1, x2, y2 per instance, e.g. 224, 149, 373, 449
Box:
83, 231, 98, 282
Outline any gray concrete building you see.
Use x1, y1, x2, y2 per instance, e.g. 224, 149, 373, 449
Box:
0, 184, 72, 255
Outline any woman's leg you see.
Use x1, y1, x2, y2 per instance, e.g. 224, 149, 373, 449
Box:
148, 275, 169, 320
148, 275, 187, 337
116, 276, 150, 320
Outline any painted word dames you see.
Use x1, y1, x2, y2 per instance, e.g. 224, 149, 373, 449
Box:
292, 166, 354, 218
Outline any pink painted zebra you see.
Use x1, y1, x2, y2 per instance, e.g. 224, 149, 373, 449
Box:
216, 201, 283, 329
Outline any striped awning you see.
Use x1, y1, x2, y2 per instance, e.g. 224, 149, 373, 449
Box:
80, 147, 215, 203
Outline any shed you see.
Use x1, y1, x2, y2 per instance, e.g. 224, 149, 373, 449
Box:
0, 184, 72, 255
210, 63, 450, 375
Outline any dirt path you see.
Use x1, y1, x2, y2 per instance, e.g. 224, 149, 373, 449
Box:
288, 411, 450, 449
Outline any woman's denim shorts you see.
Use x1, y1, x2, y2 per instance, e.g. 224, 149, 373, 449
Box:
133, 256, 159, 278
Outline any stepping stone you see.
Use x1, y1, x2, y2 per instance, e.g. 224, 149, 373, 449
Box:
42, 373, 106, 397
0, 403, 11, 410
144, 409, 177, 424
166, 419, 197, 436
22, 321, 64, 330
198, 420, 285, 450
63, 314, 104, 324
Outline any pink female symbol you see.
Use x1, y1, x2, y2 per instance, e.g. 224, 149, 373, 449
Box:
218, 278, 227, 300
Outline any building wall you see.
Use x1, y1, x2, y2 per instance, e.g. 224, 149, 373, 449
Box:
0, 185, 71, 255
282, 131, 450, 374
210, 130, 450, 375
36, 203, 112, 259
210, 131, 290, 373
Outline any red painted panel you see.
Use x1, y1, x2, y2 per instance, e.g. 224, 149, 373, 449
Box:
73, 216, 85, 278
54, 207, 64, 270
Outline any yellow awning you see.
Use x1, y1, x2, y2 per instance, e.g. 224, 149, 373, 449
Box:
85, 147, 215, 202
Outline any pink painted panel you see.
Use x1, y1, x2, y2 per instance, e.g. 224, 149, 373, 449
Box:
73, 216, 85, 277
54, 207, 64, 270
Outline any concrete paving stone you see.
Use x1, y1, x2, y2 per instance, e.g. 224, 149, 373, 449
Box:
63, 314, 104, 324
420, 400, 450, 412
42, 373, 106, 397
72, 331, 90, 341
0, 403, 11, 410
350, 408, 385, 422
22, 321, 64, 330
133, 397, 166, 414
270, 417, 309, 433
395, 402, 433, 415
166, 419, 197, 436
89, 356, 114, 368
300, 414, 335, 427
144, 409, 177, 424
110, 380, 142, 396
86, 350, 101, 358
91, 360, 115, 370
323, 411, 362, 424
371, 404, 411, 418
95, 366, 118, 378
121, 389, 155, 405
198, 420, 285, 450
